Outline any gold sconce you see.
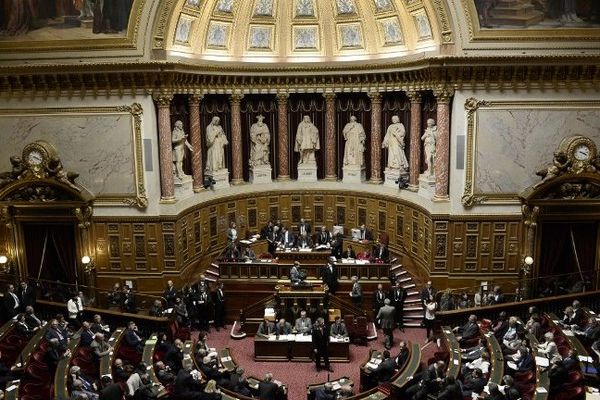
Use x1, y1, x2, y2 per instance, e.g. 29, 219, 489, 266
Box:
0, 255, 14, 274
81, 255, 95, 274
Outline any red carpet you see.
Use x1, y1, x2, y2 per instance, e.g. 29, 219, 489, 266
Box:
197, 326, 432, 399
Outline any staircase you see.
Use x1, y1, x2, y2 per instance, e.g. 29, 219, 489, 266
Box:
390, 260, 422, 328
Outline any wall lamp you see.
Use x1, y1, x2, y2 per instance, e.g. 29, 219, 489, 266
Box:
81, 255, 95, 274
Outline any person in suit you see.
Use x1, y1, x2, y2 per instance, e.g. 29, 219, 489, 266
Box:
507, 346, 534, 375
317, 226, 331, 246
321, 260, 338, 294
46, 318, 69, 350
483, 382, 506, 400
18, 281, 35, 311
576, 317, 600, 345
213, 282, 226, 331
358, 224, 373, 241
15, 313, 35, 337
154, 361, 175, 384
107, 283, 122, 307
394, 340, 409, 369
420, 281, 436, 319
571, 300, 586, 328
224, 242, 241, 260
197, 287, 212, 331
261, 221, 274, 240
3, 284, 20, 319
256, 317, 275, 337
312, 317, 333, 372
375, 350, 397, 384
405, 360, 446, 399
330, 233, 343, 258
373, 242, 389, 262
267, 226, 280, 255
377, 298, 396, 349
165, 338, 184, 372
122, 285, 137, 314
373, 283, 386, 328
91, 333, 112, 361
80, 321, 95, 346
67, 293, 84, 329
461, 337, 487, 362
460, 368, 486, 397
278, 227, 295, 248
349, 276, 362, 306
488, 285, 505, 305
298, 218, 311, 237
454, 314, 480, 345
227, 221, 238, 242
314, 382, 335, 400
437, 376, 462, 400
258, 373, 279, 400
24, 305, 43, 331
229, 366, 251, 397
275, 318, 292, 335
174, 363, 204, 399
390, 283, 407, 329
163, 280, 178, 308
124, 321, 144, 353
295, 310, 312, 334
297, 233, 313, 249
112, 358, 130, 382
241, 246, 256, 261
342, 245, 356, 259
149, 299, 164, 317
330, 316, 348, 338
290, 261, 302, 284
561, 348, 580, 371
91, 314, 111, 336
99, 375, 123, 400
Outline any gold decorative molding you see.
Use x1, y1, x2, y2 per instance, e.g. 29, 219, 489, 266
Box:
462, 99, 600, 208
430, 0, 453, 43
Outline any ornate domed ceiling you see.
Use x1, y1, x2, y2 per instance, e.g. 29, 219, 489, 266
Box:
165, 0, 446, 66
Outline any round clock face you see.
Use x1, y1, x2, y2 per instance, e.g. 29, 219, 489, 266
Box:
574, 144, 591, 161
27, 150, 44, 166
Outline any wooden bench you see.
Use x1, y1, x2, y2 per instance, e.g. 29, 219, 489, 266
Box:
142, 333, 169, 398
53, 329, 82, 400
100, 327, 125, 378
391, 342, 421, 398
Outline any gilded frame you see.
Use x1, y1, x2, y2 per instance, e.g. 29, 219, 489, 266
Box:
462, 98, 600, 208
0, 0, 146, 53
461, 0, 600, 43
0, 103, 147, 209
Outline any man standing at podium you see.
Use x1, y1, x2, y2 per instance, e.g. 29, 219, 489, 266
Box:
321, 259, 338, 294
312, 317, 333, 372
298, 218, 311, 237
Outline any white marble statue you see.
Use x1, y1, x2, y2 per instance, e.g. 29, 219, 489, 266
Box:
421, 118, 437, 177
205, 116, 229, 174
249, 115, 271, 167
294, 115, 320, 164
342, 115, 366, 167
172, 120, 193, 180
382, 115, 408, 172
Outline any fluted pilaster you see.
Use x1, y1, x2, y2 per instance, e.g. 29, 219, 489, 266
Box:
407, 91, 423, 191
230, 94, 244, 185
154, 94, 175, 202
277, 93, 290, 180
433, 88, 453, 201
369, 92, 383, 183
324, 93, 337, 180
188, 94, 204, 192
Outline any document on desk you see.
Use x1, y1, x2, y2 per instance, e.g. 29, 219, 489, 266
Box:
299, 248, 312, 252
240, 240, 252, 244
535, 356, 549, 367
296, 335, 312, 342
506, 361, 517, 370
562, 329, 574, 336
331, 382, 341, 391
366, 362, 380, 370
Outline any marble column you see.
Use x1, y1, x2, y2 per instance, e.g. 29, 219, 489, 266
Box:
188, 94, 204, 192
369, 92, 383, 183
407, 91, 423, 191
154, 94, 175, 202
324, 93, 337, 180
230, 94, 244, 185
433, 88, 453, 201
276, 93, 290, 180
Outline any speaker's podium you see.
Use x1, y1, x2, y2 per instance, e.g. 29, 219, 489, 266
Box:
275, 280, 327, 308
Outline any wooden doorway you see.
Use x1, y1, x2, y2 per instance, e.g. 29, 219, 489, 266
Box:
19, 221, 79, 286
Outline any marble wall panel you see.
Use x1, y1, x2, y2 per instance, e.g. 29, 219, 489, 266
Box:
475, 108, 600, 194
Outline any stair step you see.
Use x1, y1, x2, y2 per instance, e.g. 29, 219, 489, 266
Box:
404, 313, 424, 319
211, 263, 220, 269
394, 270, 408, 276
397, 277, 412, 283
404, 306, 423, 312
390, 258, 398, 264
404, 322, 422, 327
404, 298, 421, 304
206, 270, 220, 277
402, 284, 415, 289
390, 264, 403, 271
407, 291, 418, 296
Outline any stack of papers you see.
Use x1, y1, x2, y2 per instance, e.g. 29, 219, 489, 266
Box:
332, 382, 341, 391
535, 356, 550, 367
536, 387, 548, 394
578, 355, 594, 363
563, 329, 575, 337
366, 362, 380, 370
299, 248, 312, 252
221, 356, 232, 362
240, 240, 252, 244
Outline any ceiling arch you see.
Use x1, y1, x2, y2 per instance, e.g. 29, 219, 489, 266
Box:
159, 0, 452, 68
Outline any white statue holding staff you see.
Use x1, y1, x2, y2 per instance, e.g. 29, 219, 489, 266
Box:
342, 115, 366, 167
172, 120, 193, 180
382, 115, 408, 172
205, 116, 229, 174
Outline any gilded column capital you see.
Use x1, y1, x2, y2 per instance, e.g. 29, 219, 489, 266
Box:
152, 94, 173, 107
433, 87, 454, 103
229, 93, 244, 104
323, 93, 337, 102
406, 90, 422, 104
188, 94, 204, 105
276, 92, 290, 102
367, 92, 382, 103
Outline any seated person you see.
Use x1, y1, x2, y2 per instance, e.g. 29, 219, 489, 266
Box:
461, 351, 490, 377
559, 306, 580, 329
536, 332, 559, 360
574, 317, 600, 346
24, 306, 43, 331
68, 365, 96, 394
372, 242, 389, 262
394, 340, 409, 369
461, 337, 487, 361
91, 314, 110, 335
46, 338, 69, 376
460, 368, 486, 397
375, 350, 397, 384
174, 363, 204, 399
357, 224, 372, 241
112, 358, 131, 382
71, 379, 99, 400
525, 313, 542, 340
492, 311, 509, 339
316, 226, 331, 246
256, 317, 275, 337
90, 333, 112, 361
149, 300, 164, 317
241, 246, 256, 261
506, 346, 533, 375
295, 310, 312, 334
200, 356, 227, 387
297, 233, 313, 249
229, 366, 251, 397
15, 313, 35, 337
562, 348, 580, 371
155, 361, 175, 384
405, 360, 446, 399
201, 379, 222, 400
107, 283, 122, 307
330, 316, 348, 338
342, 245, 356, 259
124, 321, 144, 353
453, 314, 480, 344
502, 316, 521, 349
80, 321, 95, 347
258, 372, 283, 400
278, 227, 295, 248
275, 318, 292, 335
165, 339, 184, 372
483, 382, 505, 400
46, 319, 69, 350
314, 382, 335, 400
437, 376, 462, 400
548, 357, 569, 394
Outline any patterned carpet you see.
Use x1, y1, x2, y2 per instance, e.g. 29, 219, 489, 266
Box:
199, 325, 434, 400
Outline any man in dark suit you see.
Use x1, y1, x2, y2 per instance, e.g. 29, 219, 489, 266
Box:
312, 317, 333, 372
316, 226, 331, 246
420, 281, 436, 319
297, 234, 313, 249
454, 314, 480, 345
45, 319, 69, 350
394, 340, 409, 369
405, 360, 446, 399
261, 221, 274, 240
122, 286, 136, 314
3, 284, 20, 319
330, 316, 348, 338
484, 383, 506, 400
358, 224, 373, 241
174, 364, 204, 399
375, 350, 397, 384
314, 382, 335, 400
350, 276, 362, 307
321, 260, 338, 294
24, 305, 43, 331
330, 233, 343, 258
80, 321, 95, 347
267, 226, 280, 255
377, 299, 396, 349
297, 218, 311, 237
342, 245, 356, 259
165, 339, 184, 372
571, 300, 586, 328
258, 373, 279, 400
460, 368, 486, 397
275, 318, 292, 335
124, 321, 144, 353
373, 283, 386, 328
437, 376, 462, 400
390, 283, 407, 329
279, 227, 295, 248
229, 366, 251, 397
99, 375, 124, 400
18, 281, 36, 311
256, 317, 275, 337
373, 243, 389, 262
213, 282, 226, 331
163, 280, 178, 308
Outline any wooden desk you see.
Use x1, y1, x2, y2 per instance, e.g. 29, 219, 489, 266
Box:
359, 349, 381, 391
142, 334, 169, 398
547, 312, 594, 375
0, 320, 15, 341
485, 332, 505, 385
183, 340, 197, 370
345, 387, 389, 400
441, 326, 461, 379
391, 343, 421, 398
306, 376, 353, 400
527, 333, 550, 400
217, 347, 237, 372
54, 329, 81, 400
4, 380, 19, 400
15, 325, 48, 370
100, 327, 125, 378
254, 335, 350, 362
